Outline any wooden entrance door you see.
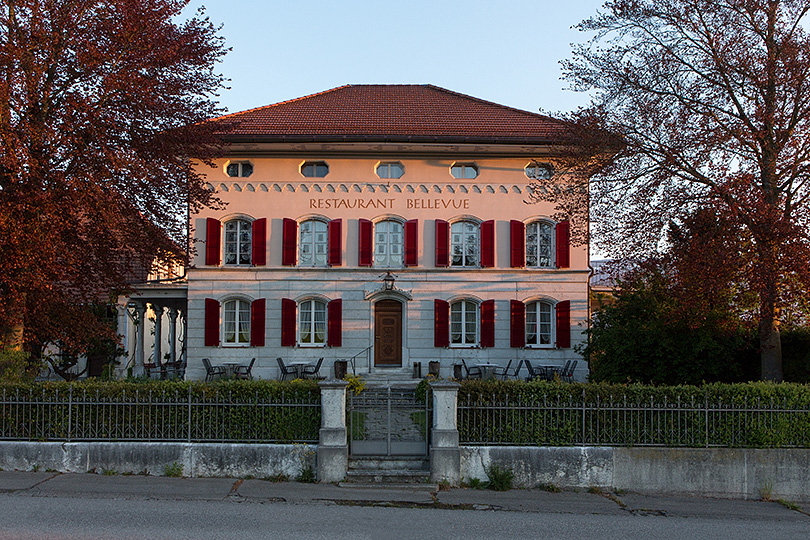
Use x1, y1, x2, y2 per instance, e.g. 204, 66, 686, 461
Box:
374, 300, 402, 366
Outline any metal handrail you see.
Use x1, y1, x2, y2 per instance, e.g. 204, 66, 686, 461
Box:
347, 346, 372, 375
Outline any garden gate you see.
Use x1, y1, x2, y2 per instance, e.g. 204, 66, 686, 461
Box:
348, 387, 430, 457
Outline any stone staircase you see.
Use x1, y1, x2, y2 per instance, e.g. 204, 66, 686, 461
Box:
341, 456, 435, 490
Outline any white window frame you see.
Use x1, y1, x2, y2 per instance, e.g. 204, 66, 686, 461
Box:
526, 220, 555, 268
222, 298, 251, 346
301, 161, 329, 178
298, 219, 329, 267
226, 161, 253, 178
450, 162, 478, 179
450, 220, 480, 267
525, 300, 554, 348
374, 219, 404, 268
298, 298, 327, 347
223, 218, 252, 266
450, 299, 479, 347
376, 161, 404, 179
524, 162, 553, 180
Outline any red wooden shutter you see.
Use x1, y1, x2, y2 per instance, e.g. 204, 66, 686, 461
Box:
251, 218, 266, 266
281, 298, 296, 346
404, 219, 418, 267
328, 219, 342, 266
510, 300, 525, 348
480, 220, 494, 268
328, 299, 342, 347
556, 300, 571, 349
434, 299, 449, 347
204, 298, 220, 347
282, 218, 297, 266
205, 218, 221, 266
435, 220, 449, 267
250, 298, 265, 347
556, 221, 570, 269
358, 219, 373, 267
480, 299, 495, 347
510, 220, 525, 268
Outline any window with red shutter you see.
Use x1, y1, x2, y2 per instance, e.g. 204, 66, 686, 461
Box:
510, 220, 525, 268
556, 300, 571, 348
205, 218, 221, 266
510, 300, 525, 348
281, 298, 296, 346
250, 299, 266, 346
358, 219, 373, 267
251, 218, 266, 266
282, 218, 297, 266
328, 219, 342, 266
328, 299, 342, 347
435, 220, 449, 267
434, 299, 449, 347
480, 220, 494, 268
480, 300, 495, 347
204, 298, 220, 347
404, 219, 418, 266
556, 221, 570, 269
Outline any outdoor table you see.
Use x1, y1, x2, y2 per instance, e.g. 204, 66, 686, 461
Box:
222, 362, 240, 377
288, 361, 312, 379
476, 363, 500, 380
537, 364, 561, 380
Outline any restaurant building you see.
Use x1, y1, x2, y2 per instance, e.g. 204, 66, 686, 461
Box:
181, 85, 589, 382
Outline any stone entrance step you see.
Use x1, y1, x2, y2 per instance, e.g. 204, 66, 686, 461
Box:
342, 457, 434, 489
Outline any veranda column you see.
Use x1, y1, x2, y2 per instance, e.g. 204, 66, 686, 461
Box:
134, 302, 147, 377
429, 380, 461, 485
317, 379, 349, 483
152, 304, 163, 374
168, 307, 178, 366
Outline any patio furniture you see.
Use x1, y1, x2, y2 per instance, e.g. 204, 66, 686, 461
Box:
202, 358, 225, 382
276, 357, 298, 381
500, 359, 523, 380
461, 359, 482, 380
234, 358, 256, 380
494, 360, 512, 380
561, 360, 577, 383
302, 357, 324, 380
524, 362, 544, 381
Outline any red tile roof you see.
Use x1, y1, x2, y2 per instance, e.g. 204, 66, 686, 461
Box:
212, 85, 575, 145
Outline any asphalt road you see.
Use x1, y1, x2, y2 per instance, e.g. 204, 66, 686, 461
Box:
1, 472, 808, 540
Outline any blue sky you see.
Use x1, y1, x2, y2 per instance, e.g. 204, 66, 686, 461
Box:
187, 0, 606, 115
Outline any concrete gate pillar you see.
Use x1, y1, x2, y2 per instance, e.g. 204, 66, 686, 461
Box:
317, 379, 349, 483
429, 380, 461, 485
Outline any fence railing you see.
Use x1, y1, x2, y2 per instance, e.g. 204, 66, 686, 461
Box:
459, 394, 810, 448
0, 386, 321, 443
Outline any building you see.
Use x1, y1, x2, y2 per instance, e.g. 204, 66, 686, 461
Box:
132, 85, 592, 382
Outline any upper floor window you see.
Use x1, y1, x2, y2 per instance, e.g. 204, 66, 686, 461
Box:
298, 299, 327, 346
450, 300, 479, 347
299, 219, 329, 267
226, 161, 253, 178
376, 162, 404, 179
224, 219, 252, 265
526, 300, 553, 347
451, 162, 478, 179
450, 221, 479, 267
525, 162, 553, 180
375, 220, 403, 267
526, 221, 554, 268
301, 161, 329, 178
223, 299, 251, 345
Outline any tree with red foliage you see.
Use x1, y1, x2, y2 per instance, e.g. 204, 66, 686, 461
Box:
0, 1, 226, 357
556, 0, 810, 380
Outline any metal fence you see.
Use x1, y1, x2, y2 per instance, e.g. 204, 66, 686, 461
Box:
459, 394, 810, 448
0, 386, 321, 443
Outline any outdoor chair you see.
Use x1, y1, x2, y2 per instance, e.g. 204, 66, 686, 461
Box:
524, 361, 542, 381
555, 360, 572, 382
302, 357, 324, 380
234, 358, 256, 380
202, 358, 225, 382
495, 360, 512, 381
562, 360, 578, 383
502, 359, 523, 380
461, 359, 482, 380
276, 357, 298, 381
